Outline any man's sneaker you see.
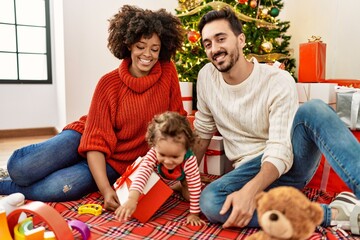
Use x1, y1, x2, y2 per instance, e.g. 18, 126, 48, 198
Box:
329, 191, 360, 235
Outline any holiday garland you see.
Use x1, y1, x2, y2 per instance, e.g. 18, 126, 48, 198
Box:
175, 0, 296, 83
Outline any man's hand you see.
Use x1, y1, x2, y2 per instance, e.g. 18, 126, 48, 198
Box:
220, 188, 257, 228
220, 162, 280, 228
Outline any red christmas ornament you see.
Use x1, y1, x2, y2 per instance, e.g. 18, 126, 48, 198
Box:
238, 0, 248, 4
187, 30, 200, 43
249, 0, 257, 8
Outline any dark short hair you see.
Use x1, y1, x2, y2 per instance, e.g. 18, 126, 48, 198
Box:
107, 5, 185, 61
198, 7, 243, 37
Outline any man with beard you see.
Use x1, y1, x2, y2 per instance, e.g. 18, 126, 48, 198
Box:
193, 6, 360, 233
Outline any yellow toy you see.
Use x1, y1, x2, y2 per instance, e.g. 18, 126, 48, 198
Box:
78, 203, 103, 216
247, 186, 323, 240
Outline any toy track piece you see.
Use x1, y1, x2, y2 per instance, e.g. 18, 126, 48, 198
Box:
68, 219, 91, 240
7, 201, 74, 240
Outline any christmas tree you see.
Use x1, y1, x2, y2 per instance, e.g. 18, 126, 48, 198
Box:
175, 0, 296, 83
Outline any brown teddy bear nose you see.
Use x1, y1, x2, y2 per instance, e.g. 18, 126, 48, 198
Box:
269, 213, 278, 221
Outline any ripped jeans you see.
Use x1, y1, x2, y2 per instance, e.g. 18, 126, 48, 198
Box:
0, 130, 120, 201
200, 99, 360, 227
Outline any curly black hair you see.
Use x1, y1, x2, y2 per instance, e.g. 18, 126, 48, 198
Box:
107, 5, 185, 61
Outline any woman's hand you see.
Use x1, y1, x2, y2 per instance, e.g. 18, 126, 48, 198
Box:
102, 186, 120, 211
186, 213, 206, 226
87, 151, 119, 211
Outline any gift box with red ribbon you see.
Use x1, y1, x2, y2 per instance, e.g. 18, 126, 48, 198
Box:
180, 82, 194, 115
199, 136, 233, 176
325, 79, 360, 88
298, 37, 326, 83
296, 82, 337, 109
114, 157, 173, 223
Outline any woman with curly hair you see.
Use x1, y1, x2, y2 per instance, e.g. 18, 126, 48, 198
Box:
0, 5, 187, 211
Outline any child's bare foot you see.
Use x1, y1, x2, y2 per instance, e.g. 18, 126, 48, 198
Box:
171, 181, 190, 201
201, 175, 214, 183
170, 181, 182, 192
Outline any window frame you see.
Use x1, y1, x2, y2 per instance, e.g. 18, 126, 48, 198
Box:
0, 0, 52, 84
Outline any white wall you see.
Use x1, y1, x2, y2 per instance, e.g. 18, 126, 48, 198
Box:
1, 0, 359, 131
279, 0, 360, 79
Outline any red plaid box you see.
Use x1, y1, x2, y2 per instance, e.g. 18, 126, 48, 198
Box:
199, 136, 233, 176
299, 41, 326, 83
114, 157, 173, 223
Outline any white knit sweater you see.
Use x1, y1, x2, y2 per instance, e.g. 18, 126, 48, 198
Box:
194, 58, 298, 176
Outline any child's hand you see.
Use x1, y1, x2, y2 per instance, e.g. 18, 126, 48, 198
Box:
186, 213, 206, 226
114, 199, 137, 222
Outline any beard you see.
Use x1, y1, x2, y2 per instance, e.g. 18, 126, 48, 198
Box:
211, 43, 240, 73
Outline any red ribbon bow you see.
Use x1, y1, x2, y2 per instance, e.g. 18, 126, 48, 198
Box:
114, 162, 140, 190
203, 149, 224, 174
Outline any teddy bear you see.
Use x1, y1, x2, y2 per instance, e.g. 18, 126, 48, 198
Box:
247, 186, 323, 240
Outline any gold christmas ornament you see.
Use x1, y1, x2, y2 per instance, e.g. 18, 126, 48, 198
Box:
177, 0, 202, 11
176, 1, 277, 29
261, 7, 269, 17
261, 40, 273, 53
246, 52, 293, 62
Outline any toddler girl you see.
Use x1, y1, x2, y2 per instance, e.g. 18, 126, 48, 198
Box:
115, 111, 203, 226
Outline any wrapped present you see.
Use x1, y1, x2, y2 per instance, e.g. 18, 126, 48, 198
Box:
296, 83, 337, 105
336, 90, 360, 130
306, 130, 360, 196
187, 115, 195, 130
199, 136, 233, 176
179, 82, 194, 115
325, 79, 360, 88
114, 157, 173, 223
298, 36, 326, 83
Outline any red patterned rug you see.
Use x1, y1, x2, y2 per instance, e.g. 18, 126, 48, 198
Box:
18, 186, 353, 239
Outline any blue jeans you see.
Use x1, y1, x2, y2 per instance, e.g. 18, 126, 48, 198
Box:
0, 130, 120, 201
200, 99, 360, 227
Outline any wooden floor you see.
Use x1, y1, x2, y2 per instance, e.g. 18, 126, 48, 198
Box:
0, 135, 53, 169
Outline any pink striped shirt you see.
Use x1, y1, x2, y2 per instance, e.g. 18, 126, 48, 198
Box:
130, 148, 202, 214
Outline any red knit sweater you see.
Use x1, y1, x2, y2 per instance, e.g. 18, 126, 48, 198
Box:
64, 58, 187, 174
